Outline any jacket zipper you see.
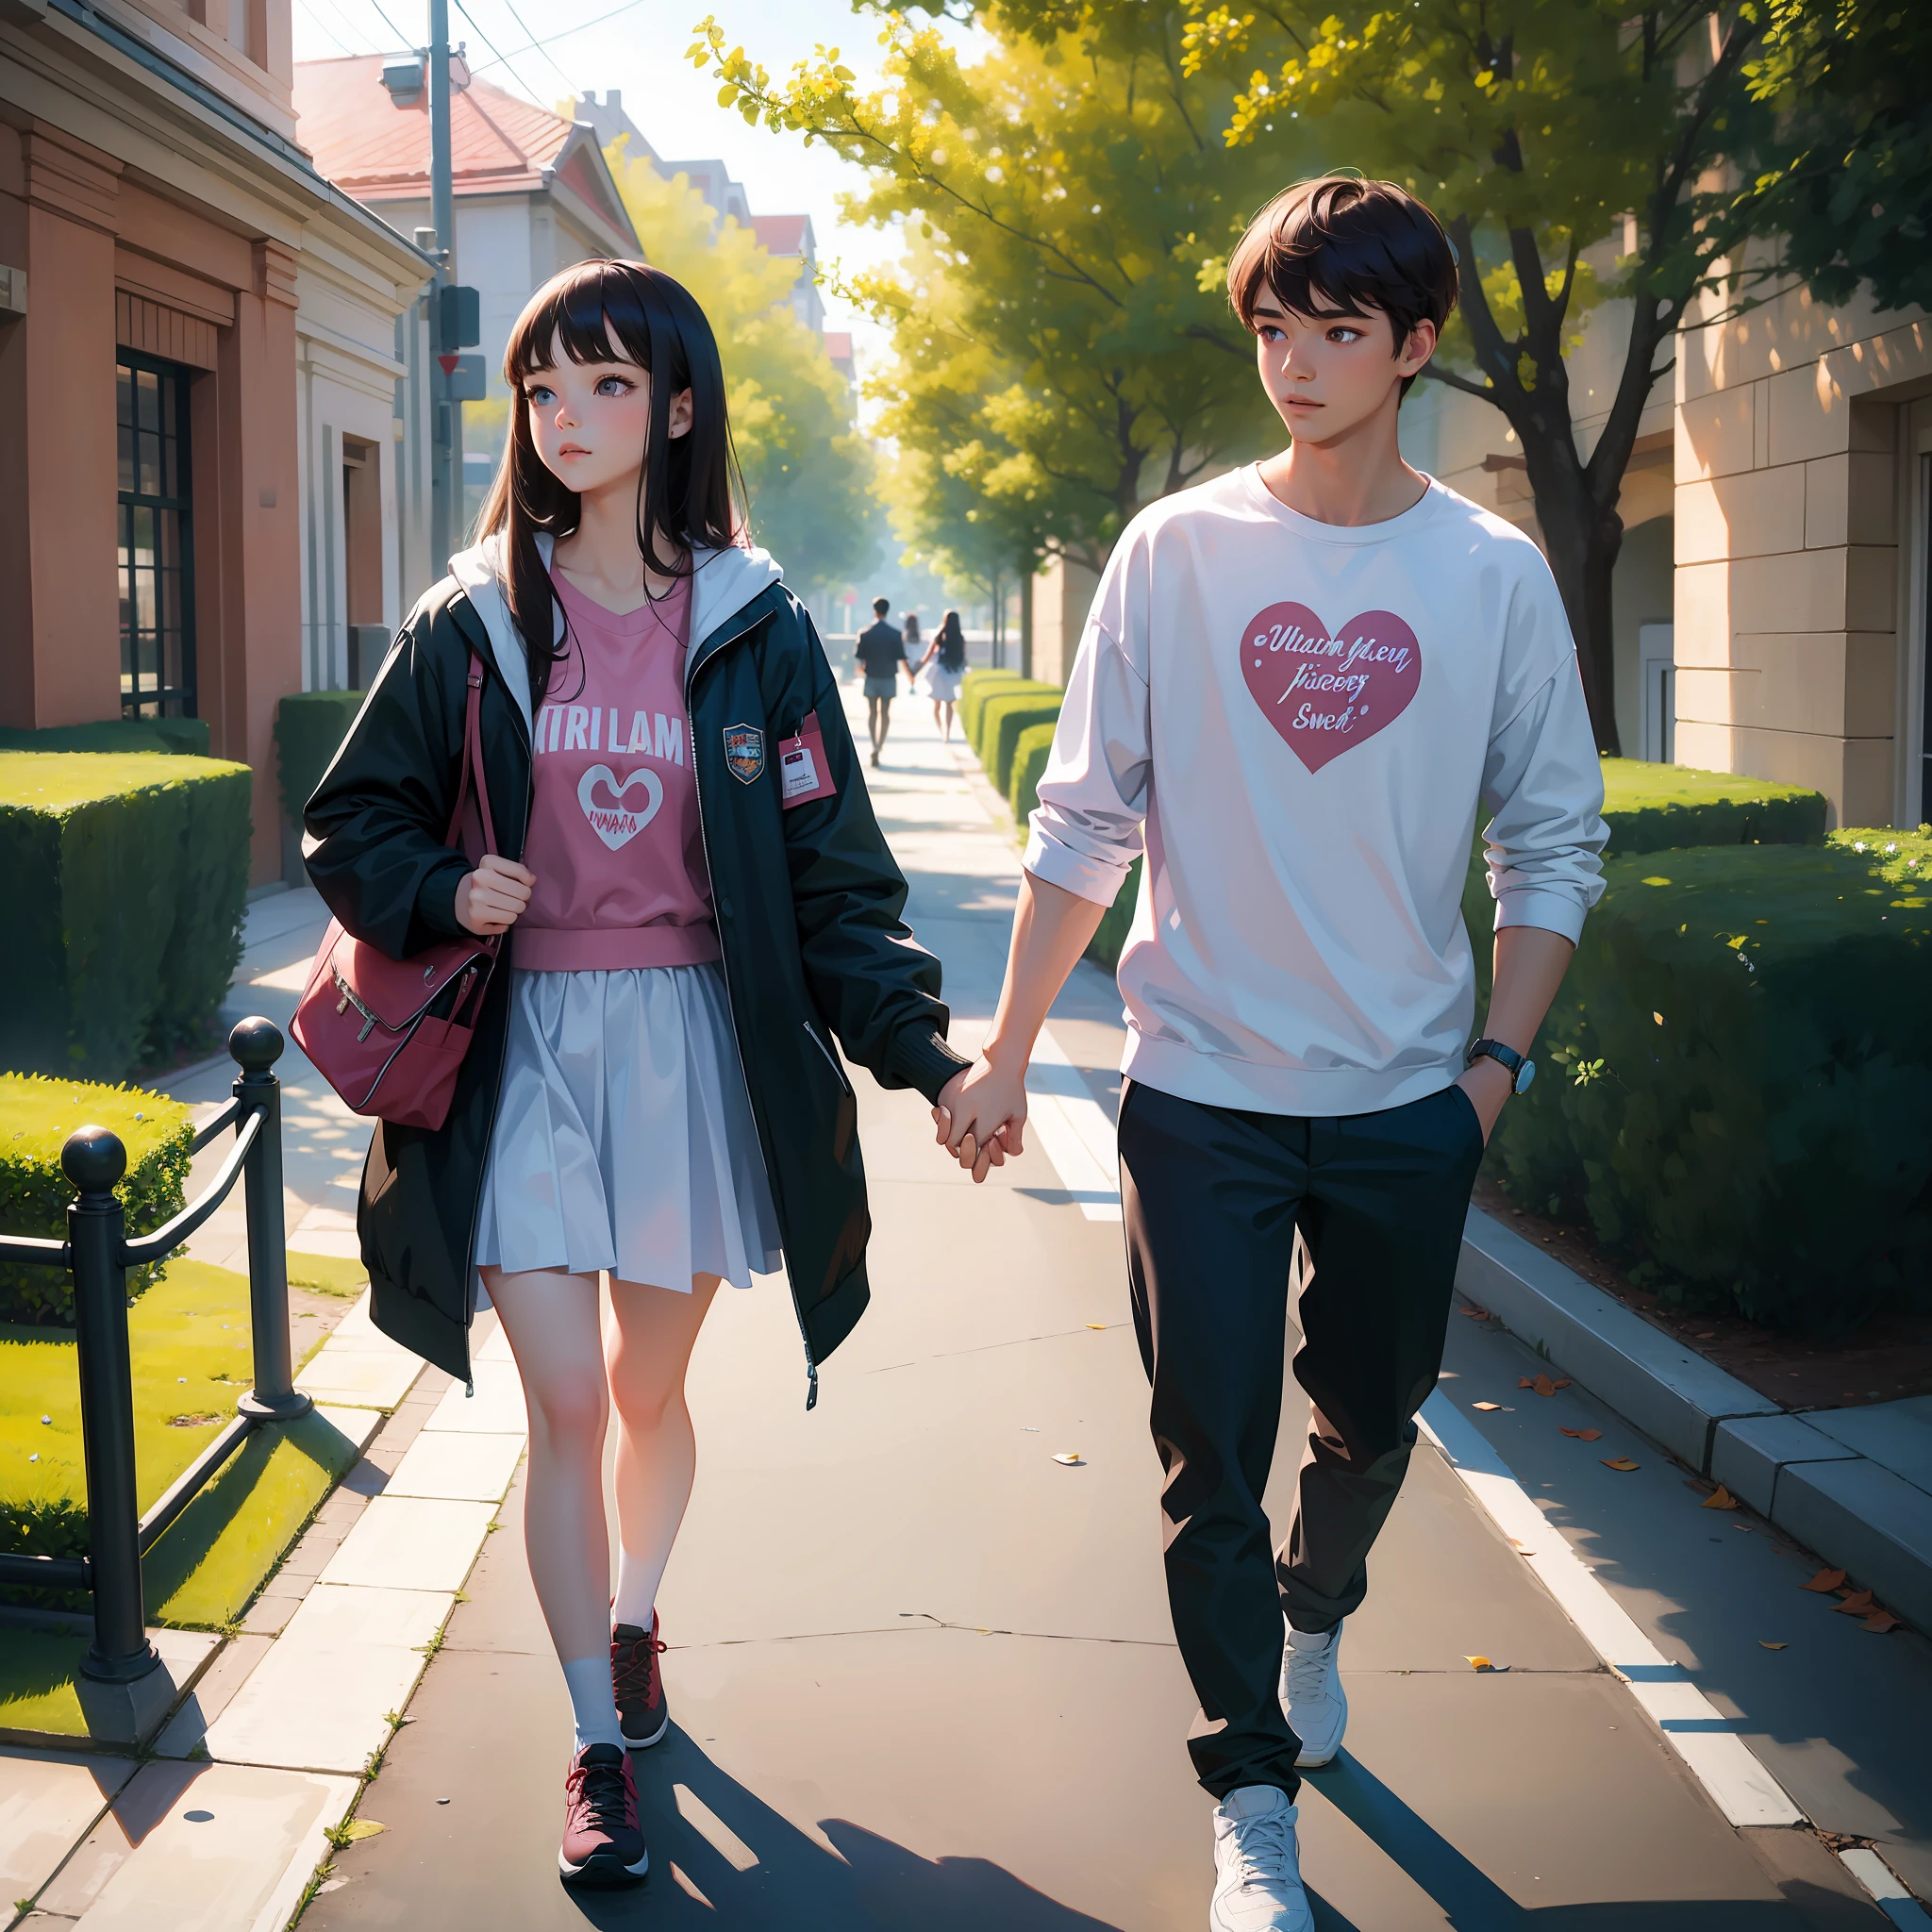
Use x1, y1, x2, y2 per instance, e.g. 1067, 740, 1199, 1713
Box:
802, 1020, 852, 1095
685, 605, 821, 1411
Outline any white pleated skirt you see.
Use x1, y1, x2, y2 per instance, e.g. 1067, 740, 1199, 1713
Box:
474, 962, 783, 1291
924, 663, 964, 703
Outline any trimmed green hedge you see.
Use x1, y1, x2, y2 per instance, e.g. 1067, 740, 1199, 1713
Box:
0, 754, 251, 1081
1595, 758, 1825, 854
981, 690, 1066, 795
969, 680, 1058, 765
958, 669, 1027, 746
275, 689, 365, 829
1088, 855, 1142, 973
0, 718, 209, 757
1009, 719, 1058, 824
1486, 843, 1931, 1332
0, 1074, 193, 1322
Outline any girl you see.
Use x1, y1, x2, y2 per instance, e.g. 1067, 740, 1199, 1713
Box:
915, 608, 968, 742
305, 259, 969, 1890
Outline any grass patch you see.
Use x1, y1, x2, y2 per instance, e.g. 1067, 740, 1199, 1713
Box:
0, 1625, 90, 1735
285, 1251, 369, 1298
1, 1257, 364, 1634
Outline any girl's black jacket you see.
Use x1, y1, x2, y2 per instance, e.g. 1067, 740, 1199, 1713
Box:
303, 537, 969, 1402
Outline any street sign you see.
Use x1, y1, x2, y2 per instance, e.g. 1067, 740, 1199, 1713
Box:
443, 353, 486, 402
437, 282, 479, 352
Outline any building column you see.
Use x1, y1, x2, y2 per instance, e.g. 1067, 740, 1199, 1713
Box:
206, 237, 301, 883
0, 126, 122, 730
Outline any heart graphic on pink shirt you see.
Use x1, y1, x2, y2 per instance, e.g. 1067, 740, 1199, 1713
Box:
1240, 602, 1423, 774
576, 764, 664, 850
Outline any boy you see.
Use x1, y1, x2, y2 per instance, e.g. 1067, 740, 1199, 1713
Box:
936, 177, 1606, 1930
855, 594, 913, 767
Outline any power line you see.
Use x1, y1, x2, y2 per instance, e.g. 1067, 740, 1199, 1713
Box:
359, 0, 414, 52
449, 0, 545, 106
500, 0, 579, 97
295, 0, 358, 57
304, 0, 379, 56
467, 0, 645, 76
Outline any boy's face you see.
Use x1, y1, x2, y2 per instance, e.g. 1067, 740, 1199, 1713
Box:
1250, 292, 1436, 446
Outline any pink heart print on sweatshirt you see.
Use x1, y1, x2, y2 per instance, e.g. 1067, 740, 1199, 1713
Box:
1240, 601, 1422, 773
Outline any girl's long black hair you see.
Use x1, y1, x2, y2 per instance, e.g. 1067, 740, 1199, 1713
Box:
937, 609, 966, 670
479, 258, 744, 709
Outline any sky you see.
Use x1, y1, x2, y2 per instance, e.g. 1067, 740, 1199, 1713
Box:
290, 0, 980, 366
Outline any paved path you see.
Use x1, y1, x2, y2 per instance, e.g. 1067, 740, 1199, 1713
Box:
294, 684, 1907, 1930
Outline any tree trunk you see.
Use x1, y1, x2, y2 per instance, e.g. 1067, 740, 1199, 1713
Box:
1019, 566, 1034, 681
1515, 430, 1626, 756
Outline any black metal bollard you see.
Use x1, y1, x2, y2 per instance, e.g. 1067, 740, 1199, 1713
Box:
230, 1017, 311, 1424
62, 1127, 161, 1685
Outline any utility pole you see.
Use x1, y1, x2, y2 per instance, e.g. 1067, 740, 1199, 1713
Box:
428, 0, 457, 575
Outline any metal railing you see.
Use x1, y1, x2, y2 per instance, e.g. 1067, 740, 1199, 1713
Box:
0, 1017, 312, 1685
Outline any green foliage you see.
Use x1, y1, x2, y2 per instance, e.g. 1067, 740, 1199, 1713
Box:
969, 680, 1059, 762
0, 1259, 362, 1626
987, 692, 1066, 794
1738, 0, 1932, 317
0, 1074, 193, 1322
0, 718, 209, 756
1009, 719, 1059, 824
1827, 824, 1932, 894
276, 691, 365, 828
605, 146, 884, 601
958, 667, 1027, 745
1484, 845, 1932, 1333
692, 10, 1288, 582
1085, 854, 1143, 973
0, 754, 250, 1083
1594, 758, 1826, 855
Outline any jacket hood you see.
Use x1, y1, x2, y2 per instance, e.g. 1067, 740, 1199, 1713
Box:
447, 530, 786, 736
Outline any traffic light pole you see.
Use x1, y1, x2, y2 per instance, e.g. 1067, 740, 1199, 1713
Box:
428, 0, 458, 575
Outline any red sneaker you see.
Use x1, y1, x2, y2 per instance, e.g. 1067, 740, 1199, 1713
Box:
612, 1612, 670, 1749
557, 1743, 648, 1885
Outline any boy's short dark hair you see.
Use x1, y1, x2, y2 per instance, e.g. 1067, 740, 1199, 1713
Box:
1227, 176, 1457, 400
873, 596, 891, 616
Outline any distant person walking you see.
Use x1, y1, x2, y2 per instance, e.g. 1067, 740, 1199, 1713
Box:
916, 608, 968, 742
855, 595, 911, 768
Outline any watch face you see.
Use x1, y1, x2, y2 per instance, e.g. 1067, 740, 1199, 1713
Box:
1516, 1059, 1536, 1094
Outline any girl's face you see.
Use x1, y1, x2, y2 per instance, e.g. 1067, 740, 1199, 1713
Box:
520, 330, 692, 496
1251, 293, 1435, 446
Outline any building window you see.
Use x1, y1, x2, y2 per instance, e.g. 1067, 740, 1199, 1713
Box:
117, 353, 197, 719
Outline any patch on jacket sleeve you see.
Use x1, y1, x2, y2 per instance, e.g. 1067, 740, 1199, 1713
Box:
723, 723, 765, 785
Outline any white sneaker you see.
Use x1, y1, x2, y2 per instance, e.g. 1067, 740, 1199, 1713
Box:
1280, 1621, 1347, 1769
1209, 1785, 1313, 1932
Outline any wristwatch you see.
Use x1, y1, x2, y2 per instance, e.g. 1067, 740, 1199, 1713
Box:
1466, 1037, 1536, 1094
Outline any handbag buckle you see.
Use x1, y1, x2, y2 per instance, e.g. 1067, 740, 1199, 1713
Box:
330, 964, 381, 1044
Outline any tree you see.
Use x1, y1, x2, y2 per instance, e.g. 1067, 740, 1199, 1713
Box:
1172, 0, 1782, 754
1735, 0, 1932, 318
693, 9, 1291, 581
605, 144, 885, 601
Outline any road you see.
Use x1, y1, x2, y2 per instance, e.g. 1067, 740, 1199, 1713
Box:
299, 676, 1924, 1930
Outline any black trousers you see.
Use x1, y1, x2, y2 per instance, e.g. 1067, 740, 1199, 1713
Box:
1118, 1078, 1485, 1802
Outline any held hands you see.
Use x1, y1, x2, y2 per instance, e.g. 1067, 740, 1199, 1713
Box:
455, 855, 536, 936
933, 1055, 1029, 1183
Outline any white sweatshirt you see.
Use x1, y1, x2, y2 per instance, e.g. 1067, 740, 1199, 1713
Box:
1024, 467, 1608, 1117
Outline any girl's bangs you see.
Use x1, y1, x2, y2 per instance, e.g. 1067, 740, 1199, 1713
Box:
504, 264, 653, 379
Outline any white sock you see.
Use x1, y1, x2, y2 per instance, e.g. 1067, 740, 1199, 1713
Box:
611, 1544, 667, 1631
561, 1656, 624, 1754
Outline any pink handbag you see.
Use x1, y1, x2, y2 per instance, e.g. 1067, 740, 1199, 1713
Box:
291, 656, 501, 1131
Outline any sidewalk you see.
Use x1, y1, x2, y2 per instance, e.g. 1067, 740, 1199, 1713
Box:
294, 684, 1893, 1929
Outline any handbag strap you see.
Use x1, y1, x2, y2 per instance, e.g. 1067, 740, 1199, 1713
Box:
442, 651, 498, 858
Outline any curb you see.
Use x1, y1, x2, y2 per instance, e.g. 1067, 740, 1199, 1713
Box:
1457, 1208, 1932, 1636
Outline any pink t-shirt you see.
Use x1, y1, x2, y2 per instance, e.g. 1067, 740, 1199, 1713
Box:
513, 569, 719, 972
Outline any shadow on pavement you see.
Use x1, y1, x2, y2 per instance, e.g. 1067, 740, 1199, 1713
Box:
1314, 1755, 1873, 1929
558, 1725, 1124, 1931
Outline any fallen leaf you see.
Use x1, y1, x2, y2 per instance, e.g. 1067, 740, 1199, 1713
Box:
1473, 1401, 1502, 1411
1701, 1485, 1739, 1510
1861, 1611, 1902, 1634
1833, 1591, 1876, 1617
1052, 1453, 1083, 1466
1602, 1457, 1641, 1472
1801, 1568, 1846, 1593
1521, 1374, 1568, 1397
1459, 1304, 1492, 1321
341, 1820, 386, 1841
1554, 1378, 1573, 1390
1085, 1323, 1108, 1330
1464, 1656, 1509, 1672
1758, 1641, 1788, 1650
1560, 1427, 1603, 1441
